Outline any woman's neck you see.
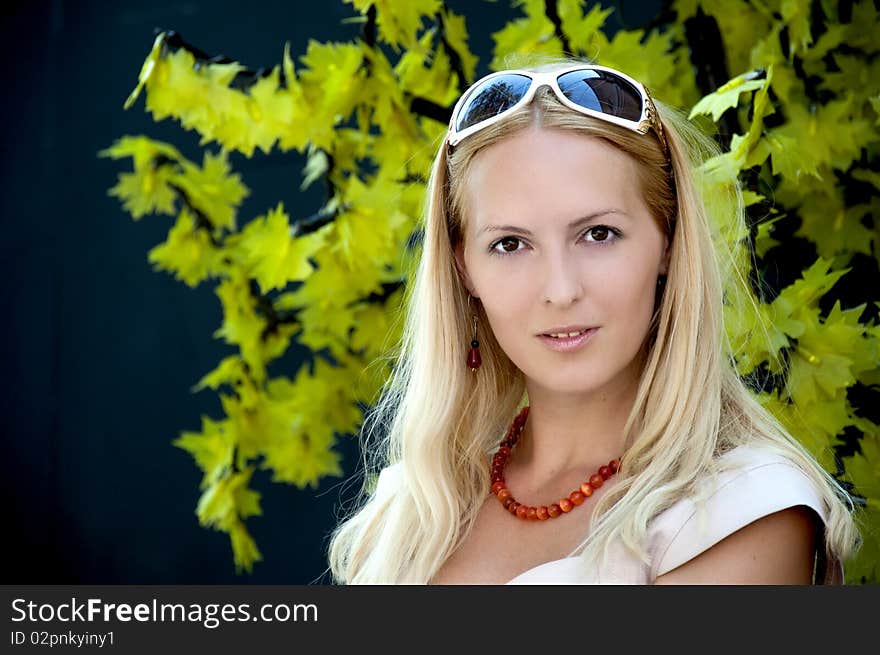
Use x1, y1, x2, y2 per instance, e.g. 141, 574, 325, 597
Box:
513, 355, 643, 483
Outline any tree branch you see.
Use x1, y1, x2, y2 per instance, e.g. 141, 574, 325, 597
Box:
682, 7, 740, 150
292, 204, 341, 236
249, 279, 300, 340
437, 5, 470, 93
349, 279, 406, 307
165, 180, 224, 248
409, 96, 452, 124
161, 29, 286, 90
544, 0, 572, 56
363, 3, 378, 49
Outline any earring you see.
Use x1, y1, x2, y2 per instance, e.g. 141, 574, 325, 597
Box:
466, 296, 482, 372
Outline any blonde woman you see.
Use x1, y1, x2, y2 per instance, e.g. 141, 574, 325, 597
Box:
327, 58, 860, 584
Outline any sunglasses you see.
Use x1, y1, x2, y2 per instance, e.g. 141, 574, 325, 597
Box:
446, 64, 669, 158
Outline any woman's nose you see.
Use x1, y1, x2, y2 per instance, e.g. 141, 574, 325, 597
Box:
541, 253, 585, 307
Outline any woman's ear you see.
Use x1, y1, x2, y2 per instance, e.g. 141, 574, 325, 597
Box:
453, 242, 477, 298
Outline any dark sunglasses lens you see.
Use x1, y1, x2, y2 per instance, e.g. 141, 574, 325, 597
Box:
557, 70, 643, 121
455, 73, 532, 132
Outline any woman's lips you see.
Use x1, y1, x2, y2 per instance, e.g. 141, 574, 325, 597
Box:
536, 327, 599, 352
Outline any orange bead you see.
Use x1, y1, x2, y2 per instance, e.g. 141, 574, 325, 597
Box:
503, 497, 516, 510
547, 503, 561, 518
497, 488, 512, 501
526, 506, 537, 520
599, 465, 612, 480
536, 506, 549, 520
609, 459, 619, 473
559, 498, 573, 512
516, 505, 529, 519
569, 491, 585, 506
491, 481, 506, 494
509, 502, 521, 515
580, 482, 594, 496
589, 473, 604, 488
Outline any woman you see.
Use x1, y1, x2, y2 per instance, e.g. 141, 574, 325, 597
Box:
326, 58, 860, 584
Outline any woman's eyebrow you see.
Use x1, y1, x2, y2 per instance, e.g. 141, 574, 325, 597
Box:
478, 209, 626, 236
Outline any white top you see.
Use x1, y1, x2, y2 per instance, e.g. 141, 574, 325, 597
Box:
375, 444, 844, 584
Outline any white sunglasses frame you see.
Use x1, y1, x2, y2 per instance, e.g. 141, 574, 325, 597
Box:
445, 64, 667, 155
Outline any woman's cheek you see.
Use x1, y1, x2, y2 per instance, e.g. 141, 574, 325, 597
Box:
600, 269, 654, 326
484, 267, 537, 306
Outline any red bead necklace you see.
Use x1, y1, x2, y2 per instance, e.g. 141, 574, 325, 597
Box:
490, 405, 620, 520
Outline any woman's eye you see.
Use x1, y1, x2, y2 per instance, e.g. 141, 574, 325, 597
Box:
493, 237, 523, 254
586, 226, 611, 242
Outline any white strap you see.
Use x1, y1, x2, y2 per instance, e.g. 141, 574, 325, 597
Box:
651, 456, 838, 582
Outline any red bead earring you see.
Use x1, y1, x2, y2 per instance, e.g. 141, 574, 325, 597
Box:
466, 297, 481, 372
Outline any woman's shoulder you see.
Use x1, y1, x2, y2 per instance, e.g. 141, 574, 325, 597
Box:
681, 443, 827, 508
647, 444, 838, 582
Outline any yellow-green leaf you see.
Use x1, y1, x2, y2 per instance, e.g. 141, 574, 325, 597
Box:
688, 71, 765, 122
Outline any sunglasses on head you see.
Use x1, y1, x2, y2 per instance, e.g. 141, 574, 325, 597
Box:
446, 64, 669, 159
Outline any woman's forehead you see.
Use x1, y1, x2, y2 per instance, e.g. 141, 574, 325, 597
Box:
461, 128, 646, 233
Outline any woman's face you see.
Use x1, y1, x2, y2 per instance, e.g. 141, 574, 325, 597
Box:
454, 126, 670, 398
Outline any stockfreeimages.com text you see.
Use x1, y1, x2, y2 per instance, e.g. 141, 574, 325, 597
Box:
11, 597, 317, 629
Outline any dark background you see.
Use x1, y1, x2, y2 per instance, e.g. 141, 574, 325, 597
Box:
2, 0, 664, 584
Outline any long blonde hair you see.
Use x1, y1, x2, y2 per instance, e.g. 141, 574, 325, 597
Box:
326, 57, 861, 583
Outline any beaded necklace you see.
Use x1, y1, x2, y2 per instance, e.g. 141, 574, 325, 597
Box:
490, 405, 620, 520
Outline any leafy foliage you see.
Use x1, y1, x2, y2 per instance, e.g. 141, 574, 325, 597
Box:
105, 0, 880, 581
